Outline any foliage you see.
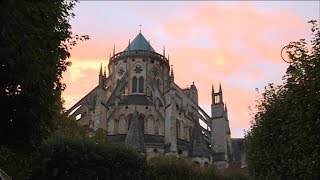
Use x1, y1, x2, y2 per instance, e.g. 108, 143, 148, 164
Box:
0, 146, 31, 179
147, 155, 249, 180
245, 20, 320, 179
31, 135, 147, 180
0, 0, 88, 152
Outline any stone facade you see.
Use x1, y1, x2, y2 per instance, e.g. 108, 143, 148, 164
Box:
67, 32, 234, 168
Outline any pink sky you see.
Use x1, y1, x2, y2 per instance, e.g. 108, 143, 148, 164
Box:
62, 1, 320, 138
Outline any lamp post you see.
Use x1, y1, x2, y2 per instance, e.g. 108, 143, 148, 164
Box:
280, 45, 297, 74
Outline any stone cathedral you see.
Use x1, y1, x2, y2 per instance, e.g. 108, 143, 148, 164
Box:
67, 32, 237, 169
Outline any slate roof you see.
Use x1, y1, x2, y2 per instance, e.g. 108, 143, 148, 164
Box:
189, 122, 211, 157
125, 109, 146, 152
124, 32, 156, 52
119, 95, 154, 106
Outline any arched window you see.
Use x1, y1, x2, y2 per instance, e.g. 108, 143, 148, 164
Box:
127, 114, 133, 130
138, 76, 144, 93
138, 115, 145, 133
176, 120, 181, 139
114, 119, 119, 134
156, 79, 160, 89
155, 120, 159, 135
132, 77, 137, 93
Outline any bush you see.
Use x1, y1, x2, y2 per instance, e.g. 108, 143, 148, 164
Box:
31, 134, 147, 179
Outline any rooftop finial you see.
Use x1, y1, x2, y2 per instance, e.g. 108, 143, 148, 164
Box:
219, 82, 222, 92
212, 84, 215, 93
128, 39, 131, 50
99, 63, 102, 76
163, 46, 165, 56
113, 44, 115, 56
104, 66, 106, 77
139, 24, 142, 33
170, 64, 174, 79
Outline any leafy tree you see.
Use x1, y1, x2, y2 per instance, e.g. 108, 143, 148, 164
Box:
246, 20, 320, 179
0, 0, 88, 152
31, 135, 147, 179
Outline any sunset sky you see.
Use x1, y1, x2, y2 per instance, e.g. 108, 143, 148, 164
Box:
62, 1, 320, 138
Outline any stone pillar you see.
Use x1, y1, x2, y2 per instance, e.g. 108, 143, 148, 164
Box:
93, 88, 106, 131
164, 88, 177, 155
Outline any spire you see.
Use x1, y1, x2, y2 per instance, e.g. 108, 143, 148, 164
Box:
125, 108, 145, 153
104, 66, 106, 77
128, 39, 131, 50
163, 46, 165, 57
99, 63, 102, 76
212, 84, 215, 104
113, 44, 115, 56
219, 82, 223, 103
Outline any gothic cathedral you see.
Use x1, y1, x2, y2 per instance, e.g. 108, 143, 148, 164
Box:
67, 32, 233, 169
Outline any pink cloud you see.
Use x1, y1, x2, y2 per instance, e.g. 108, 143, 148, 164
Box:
62, 2, 313, 138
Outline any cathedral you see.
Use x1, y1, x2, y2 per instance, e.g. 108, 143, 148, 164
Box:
67, 32, 235, 169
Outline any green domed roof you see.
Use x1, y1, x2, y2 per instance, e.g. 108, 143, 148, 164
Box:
124, 32, 155, 52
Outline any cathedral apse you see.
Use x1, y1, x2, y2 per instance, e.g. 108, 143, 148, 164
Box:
67, 32, 233, 169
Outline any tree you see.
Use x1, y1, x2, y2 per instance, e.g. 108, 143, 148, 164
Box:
0, 1, 88, 152
245, 20, 320, 179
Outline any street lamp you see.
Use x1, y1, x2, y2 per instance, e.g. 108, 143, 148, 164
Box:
280, 45, 297, 74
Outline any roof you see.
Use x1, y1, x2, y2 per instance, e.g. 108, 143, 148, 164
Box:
189, 122, 211, 157
119, 95, 153, 106
124, 32, 156, 52
125, 109, 146, 152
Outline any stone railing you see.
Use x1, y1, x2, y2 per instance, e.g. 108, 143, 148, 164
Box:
110, 50, 169, 64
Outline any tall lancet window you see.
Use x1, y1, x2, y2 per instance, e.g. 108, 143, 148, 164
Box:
176, 120, 181, 139
138, 77, 144, 93
132, 77, 137, 93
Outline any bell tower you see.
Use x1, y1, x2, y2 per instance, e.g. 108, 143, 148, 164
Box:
211, 83, 232, 169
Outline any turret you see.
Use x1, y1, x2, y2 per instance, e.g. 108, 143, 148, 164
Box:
170, 64, 174, 82
211, 83, 231, 169
189, 82, 198, 104
99, 63, 103, 87
211, 83, 223, 104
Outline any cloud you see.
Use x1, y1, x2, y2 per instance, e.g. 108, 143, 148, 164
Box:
62, 1, 315, 138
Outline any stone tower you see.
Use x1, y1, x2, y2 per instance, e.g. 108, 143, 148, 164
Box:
211, 84, 232, 169
67, 31, 233, 168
